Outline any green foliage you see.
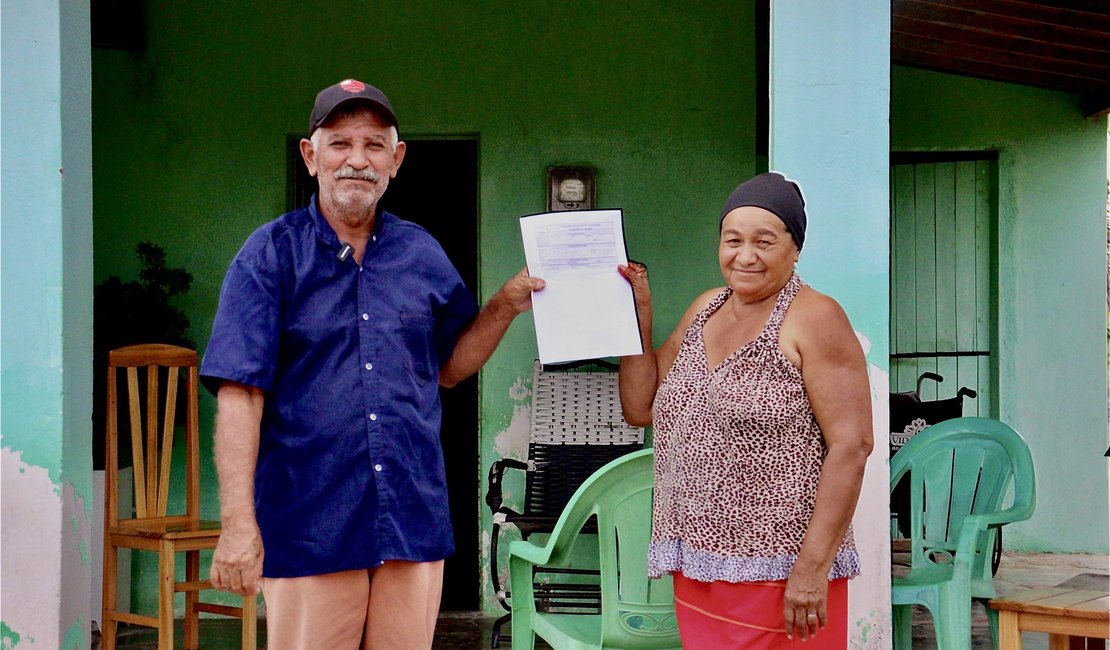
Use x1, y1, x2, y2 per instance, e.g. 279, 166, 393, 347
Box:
92, 242, 194, 470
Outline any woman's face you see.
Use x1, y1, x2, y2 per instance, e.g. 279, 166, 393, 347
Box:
718, 206, 800, 302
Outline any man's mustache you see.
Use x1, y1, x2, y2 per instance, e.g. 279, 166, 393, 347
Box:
334, 167, 381, 182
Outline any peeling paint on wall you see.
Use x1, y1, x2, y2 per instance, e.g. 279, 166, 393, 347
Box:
61, 480, 91, 649
1, 448, 62, 648
481, 373, 533, 609
2, 620, 24, 648
69, 515, 89, 566
77, 529, 89, 565
850, 609, 889, 649
494, 375, 532, 460
61, 621, 84, 650
847, 333, 893, 648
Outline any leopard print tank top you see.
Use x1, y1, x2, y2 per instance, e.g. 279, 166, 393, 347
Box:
647, 273, 860, 583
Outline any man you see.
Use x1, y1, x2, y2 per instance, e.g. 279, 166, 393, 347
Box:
201, 79, 543, 650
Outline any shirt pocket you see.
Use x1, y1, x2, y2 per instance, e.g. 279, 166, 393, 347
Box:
400, 312, 437, 383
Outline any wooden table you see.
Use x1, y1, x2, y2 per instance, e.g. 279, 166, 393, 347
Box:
989, 587, 1109, 649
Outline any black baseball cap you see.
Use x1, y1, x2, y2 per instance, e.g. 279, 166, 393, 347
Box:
308, 79, 397, 135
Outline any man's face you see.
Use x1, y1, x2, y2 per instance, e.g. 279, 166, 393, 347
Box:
300, 109, 405, 222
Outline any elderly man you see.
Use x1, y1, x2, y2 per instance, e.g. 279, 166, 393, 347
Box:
200, 79, 542, 650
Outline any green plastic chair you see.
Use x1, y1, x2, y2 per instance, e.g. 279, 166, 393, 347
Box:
890, 417, 1036, 650
508, 448, 680, 650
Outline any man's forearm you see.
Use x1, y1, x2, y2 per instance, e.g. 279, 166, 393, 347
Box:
214, 382, 265, 531
439, 297, 518, 388
440, 268, 543, 388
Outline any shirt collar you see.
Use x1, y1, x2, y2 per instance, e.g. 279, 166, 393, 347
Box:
309, 194, 391, 252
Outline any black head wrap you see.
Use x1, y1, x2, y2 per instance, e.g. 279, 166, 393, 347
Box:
720, 172, 807, 250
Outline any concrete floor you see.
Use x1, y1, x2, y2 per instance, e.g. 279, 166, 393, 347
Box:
97, 552, 1108, 649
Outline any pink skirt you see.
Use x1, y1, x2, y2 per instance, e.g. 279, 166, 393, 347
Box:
673, 573, 849, 649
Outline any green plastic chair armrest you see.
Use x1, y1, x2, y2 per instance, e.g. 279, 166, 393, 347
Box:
507, 538, 554, 566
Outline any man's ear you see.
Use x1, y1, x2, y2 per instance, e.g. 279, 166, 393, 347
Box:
390, 140, 406, 179
299, 138, 318, 177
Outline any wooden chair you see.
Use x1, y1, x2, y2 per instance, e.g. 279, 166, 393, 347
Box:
101, 344, 257, 650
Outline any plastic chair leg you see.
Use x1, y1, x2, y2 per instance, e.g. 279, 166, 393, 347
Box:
892, 604, 914, 650
509, 610, 536, 650
934, 592, 972, 650
981, 599, 1000, 649
509, 555, 537, 650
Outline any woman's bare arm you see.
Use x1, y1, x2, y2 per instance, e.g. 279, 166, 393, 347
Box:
780, 289, 873, 640
617, 261, 718, 426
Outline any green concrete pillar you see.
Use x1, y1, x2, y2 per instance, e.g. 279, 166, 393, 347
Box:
1, 1, 94, 647
769, 1, 891, 645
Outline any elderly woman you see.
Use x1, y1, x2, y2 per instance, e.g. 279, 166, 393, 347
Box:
619, 172, 873, 648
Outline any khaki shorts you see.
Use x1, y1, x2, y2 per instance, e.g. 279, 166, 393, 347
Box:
261, 560, 444, 650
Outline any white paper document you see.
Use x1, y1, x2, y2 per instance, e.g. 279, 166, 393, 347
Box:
519, 209, 643, 364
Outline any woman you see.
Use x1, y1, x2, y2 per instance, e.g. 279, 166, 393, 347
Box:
619, 172, 873, 648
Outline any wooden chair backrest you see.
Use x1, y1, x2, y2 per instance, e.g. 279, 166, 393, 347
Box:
105, 343, 200, 529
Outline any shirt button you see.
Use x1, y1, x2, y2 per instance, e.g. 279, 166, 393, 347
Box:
369, 413, 378, 421
374, 464, 383, 472
364, 362, 373, 371
362, 313, 369, 321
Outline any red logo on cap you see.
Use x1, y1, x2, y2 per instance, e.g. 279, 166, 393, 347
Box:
340, 79, 366, 93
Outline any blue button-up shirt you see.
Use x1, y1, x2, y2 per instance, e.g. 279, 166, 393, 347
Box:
200, 197, 478, 578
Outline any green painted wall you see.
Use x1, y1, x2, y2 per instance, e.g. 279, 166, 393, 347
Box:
2, 0, 94, 646
892, 66, 1109, 553
84, 0, 1110, 623
92, 1, 758, 613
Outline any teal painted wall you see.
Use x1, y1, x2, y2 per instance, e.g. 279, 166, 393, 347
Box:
892, 66, 1109, 553
2, 0, 94, 646
91, 1, 758, 613
769, 2, 891, 646
60, 0, 96, 644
